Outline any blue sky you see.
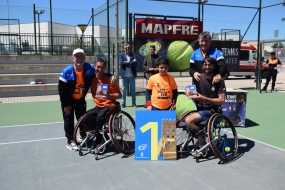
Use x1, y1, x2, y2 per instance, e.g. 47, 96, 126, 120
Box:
1, 0, 285, 41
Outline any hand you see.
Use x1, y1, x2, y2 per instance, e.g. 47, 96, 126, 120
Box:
170, 104, 176, 110
212, 74, 221, 84
147, 106, 152, 110
110, 75, 117, 84
149, 68, 154, 71
186, 88, 198, 97
194, 72, 201, 81
274, 67, 277, 70
64, 106, 72, 115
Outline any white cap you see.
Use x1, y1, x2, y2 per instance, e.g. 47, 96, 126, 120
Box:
73, 48, 85, 55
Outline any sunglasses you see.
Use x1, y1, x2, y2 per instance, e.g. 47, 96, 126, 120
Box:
124, 47, 130, 49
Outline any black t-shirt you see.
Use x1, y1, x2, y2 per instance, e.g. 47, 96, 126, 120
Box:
194, 73, 226, 112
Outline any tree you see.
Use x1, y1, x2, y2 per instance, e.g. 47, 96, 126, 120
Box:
271, 42, 284, 48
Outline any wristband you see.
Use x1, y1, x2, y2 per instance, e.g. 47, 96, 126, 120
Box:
146, 101, 152, 107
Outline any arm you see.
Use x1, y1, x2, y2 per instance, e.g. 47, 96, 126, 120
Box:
119, 53, 128, 66
145, 89, 152, 110
143, 56, 150, 73
130, 53, 137, 65
194, 93, 225, 105
106, 91, 122, 99
216, 58, 227, 77
58, 80, 70, 107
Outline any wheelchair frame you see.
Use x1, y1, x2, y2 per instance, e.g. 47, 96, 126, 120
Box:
176, 110, 238, 163
73, 105, 135, 160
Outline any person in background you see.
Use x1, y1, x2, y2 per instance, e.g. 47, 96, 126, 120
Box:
261, 52, 282, 91
119, 43, 137, 108
142, 45, 161, 108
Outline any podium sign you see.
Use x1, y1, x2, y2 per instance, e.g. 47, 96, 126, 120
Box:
135, 110, 176, 161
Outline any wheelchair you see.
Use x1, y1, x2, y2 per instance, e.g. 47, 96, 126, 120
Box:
176, 110, 238, 163
73, 102, 135, 160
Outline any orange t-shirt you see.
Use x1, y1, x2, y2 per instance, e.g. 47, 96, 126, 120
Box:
72, 66, 85, 100
147, 73, 178, 109
91, 75, 120, 108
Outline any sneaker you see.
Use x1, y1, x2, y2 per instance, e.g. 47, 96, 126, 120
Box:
89, 134, 104, 153
66, 140, 78, 151
121, 103, 126, 108
76, 130, 86, 143
132, 103, 137, 108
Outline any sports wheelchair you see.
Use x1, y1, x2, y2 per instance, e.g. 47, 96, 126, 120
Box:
176, 110, 238, 163
73, 102, 135, 160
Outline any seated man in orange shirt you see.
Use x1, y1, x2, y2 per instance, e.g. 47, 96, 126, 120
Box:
145, 57, 178, 110
83, 58, 122, 153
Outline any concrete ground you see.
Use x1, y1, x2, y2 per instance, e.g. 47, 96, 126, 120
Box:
0, 72, 285, 190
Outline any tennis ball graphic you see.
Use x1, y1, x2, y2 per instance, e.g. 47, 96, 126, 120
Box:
167, 40, 194, 71
139, 41, 161, 56
213, 131, 219, 137
225, 146, 231, 152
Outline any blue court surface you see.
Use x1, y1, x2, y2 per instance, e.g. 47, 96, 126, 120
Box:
1, 122, 285, 190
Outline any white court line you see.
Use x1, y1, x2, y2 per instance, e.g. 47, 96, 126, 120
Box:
0, 137, 65, 146
0, 122, 63, 128
238, 134, 285, 152
1, 120, 284, 152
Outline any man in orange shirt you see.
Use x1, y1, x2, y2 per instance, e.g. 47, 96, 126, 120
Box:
145, 57, 178, 110
59, 48, 94, 151
261, 52, 282, 91
83, 58, 122, 153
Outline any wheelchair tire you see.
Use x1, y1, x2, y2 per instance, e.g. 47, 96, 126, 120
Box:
207, 113, 238, 162
176, 110, 198, 146
108, 110, 135, 155
73, 114, 87, 145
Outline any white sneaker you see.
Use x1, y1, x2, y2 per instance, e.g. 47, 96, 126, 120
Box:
66, 140, 78, 151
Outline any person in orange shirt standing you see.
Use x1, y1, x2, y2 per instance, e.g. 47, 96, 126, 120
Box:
83, 58, 122, 153
59, 48, 95, 151
261, 52, 282, 91
145, 57, 178, 110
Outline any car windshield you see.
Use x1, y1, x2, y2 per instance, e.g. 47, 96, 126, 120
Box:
252, 51, 257, 60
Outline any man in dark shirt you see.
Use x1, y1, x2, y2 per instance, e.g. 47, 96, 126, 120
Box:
185, 57, 226, 148
143, 45, 160, 107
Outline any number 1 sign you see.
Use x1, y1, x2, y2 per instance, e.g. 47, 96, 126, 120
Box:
135, 110, 176, 161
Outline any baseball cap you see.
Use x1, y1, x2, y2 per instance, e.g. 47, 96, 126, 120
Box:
73, 48, 85, 55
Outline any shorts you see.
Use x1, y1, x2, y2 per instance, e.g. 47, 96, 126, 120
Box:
198, 110, 214, 121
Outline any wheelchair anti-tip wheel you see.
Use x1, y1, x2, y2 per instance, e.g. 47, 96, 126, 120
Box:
108, 110, 135, 155
207, 113, 238, 162
176, 110, 198, 146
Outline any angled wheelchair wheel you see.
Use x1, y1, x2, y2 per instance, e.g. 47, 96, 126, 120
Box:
73, 114, 87, 145
108, 110, 135, 155
176, 110, 198, 146
207, 113, 238, 162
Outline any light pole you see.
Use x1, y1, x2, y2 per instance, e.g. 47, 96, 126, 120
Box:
77, 24, 88, 49
201, 0, 208, 29
34, 10, 45, 52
